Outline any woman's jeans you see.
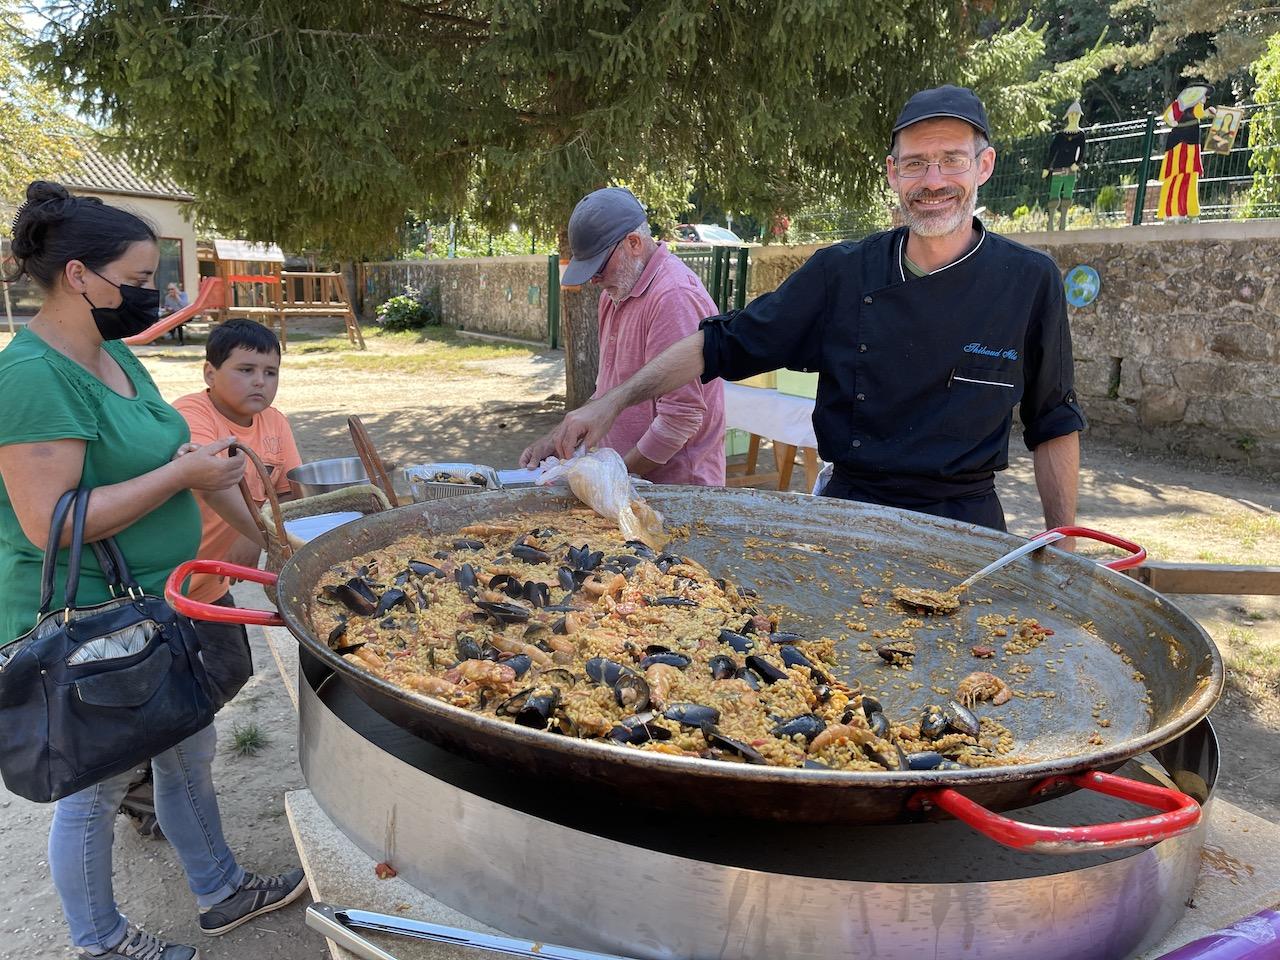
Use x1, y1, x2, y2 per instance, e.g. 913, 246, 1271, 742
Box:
48, 723, 245, 951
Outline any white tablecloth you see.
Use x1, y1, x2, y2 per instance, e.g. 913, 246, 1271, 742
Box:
722, 381, 818, 448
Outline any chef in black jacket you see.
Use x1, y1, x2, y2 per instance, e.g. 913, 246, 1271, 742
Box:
548, 85, 1085, 534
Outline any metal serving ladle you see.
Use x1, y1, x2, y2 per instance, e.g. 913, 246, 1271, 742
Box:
893, 531, 1067, 615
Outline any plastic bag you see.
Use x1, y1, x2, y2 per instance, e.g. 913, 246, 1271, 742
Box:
535, 448, 668, 550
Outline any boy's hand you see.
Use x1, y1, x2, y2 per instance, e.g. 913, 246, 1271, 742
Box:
176, 437, 246, 492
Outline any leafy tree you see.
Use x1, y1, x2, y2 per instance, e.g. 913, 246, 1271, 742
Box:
0, 4, 82, 206
1243, 31, 1280, 217
27, 0, 1001, 403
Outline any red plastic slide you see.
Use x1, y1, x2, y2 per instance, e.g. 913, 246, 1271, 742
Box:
124, 276, 223, 346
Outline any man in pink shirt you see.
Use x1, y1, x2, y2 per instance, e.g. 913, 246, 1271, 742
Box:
521, 187, 725, 484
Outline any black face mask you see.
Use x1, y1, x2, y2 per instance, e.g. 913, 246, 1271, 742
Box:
83, 269, 160, 341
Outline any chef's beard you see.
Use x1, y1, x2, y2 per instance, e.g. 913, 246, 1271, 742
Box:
897, 184, 976, 238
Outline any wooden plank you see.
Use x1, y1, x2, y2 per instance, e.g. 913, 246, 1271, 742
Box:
1124, 562, 1280, 595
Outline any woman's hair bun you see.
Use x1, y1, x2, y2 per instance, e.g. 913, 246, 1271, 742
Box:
10, 181, 79, 259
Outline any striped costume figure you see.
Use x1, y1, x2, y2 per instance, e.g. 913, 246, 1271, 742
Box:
1158, 85, 1212, 222
1158, 123, 1203, 219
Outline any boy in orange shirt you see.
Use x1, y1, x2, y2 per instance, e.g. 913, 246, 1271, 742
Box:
121, 320, 302, 838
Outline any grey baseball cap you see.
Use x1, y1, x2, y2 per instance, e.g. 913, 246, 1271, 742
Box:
561, 187, 647, 286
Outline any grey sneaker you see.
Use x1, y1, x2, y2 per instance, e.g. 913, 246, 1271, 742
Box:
79, 924, 199, 960
198, 868, 307, 936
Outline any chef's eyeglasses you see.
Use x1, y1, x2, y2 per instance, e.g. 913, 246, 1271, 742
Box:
891, 153, 981, 179
591, 240, 623, 281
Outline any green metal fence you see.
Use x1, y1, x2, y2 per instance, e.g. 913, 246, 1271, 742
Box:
984, 102, 1279, 229
671, 246, 750, 312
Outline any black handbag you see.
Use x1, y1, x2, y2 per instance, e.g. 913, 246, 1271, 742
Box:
0, 489, 216, 803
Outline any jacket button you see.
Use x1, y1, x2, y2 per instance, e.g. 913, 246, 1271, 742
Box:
863, 295, 873, 304
856, 393, 866, 401
851, 440, 862, 448
858, 343, 867, 352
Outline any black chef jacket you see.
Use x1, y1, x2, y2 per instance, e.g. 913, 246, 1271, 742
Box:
699, 220, 1086, 520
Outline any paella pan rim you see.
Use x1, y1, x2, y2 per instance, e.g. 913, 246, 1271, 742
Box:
277, 486, 1225, 792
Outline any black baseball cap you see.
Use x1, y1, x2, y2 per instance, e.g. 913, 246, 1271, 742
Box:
562, 187, 648, 286
891, 85, 991, 144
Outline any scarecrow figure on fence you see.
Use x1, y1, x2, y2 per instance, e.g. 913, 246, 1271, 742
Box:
1158, 84, 1213, 222
1042, 100, 1088, 231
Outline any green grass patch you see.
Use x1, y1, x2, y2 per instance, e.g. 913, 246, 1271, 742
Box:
289, 326, 534, 376
1221, 626, 1280, 687
230, 722, 269, 757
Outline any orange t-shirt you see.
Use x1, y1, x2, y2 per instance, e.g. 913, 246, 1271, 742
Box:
173, 390, 302, 603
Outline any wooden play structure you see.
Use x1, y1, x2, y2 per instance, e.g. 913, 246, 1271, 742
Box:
203, 240, 365, 349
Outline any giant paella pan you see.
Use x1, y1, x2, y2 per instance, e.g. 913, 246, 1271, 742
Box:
170, 486, 1222, 851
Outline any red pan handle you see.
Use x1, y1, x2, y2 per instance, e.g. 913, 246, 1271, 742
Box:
166, 560, 285, 627
914, 769, 1201, 853
1041, 525, 1147, 570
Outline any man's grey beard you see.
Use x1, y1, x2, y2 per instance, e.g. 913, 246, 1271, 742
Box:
897, 186, 977, 238
606, 255, 647, 302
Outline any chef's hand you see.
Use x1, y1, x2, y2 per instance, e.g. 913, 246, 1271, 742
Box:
519, 433, 556, 469
552, 395, 621, 459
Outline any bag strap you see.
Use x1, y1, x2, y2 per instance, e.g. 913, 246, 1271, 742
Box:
61, 488, 92, 609
89, 536, 140, 597
36, 490, 79, 616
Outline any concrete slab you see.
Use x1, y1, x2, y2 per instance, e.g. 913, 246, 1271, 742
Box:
287, 782, 1280, 960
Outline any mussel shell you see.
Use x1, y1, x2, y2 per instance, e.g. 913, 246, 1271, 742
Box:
522, 581, 550, 608
475, 599, 531, 623
334, 641, 366, 655
736, 666, 762, 690
585, 657, 632, 687
503, 654, 533, 678
330, 582, 377, 616
803, 758, 830, 770
539, 668, 578, 688
456, 636, 484, 662
663, 703, 720, 727
639, 652, 691, 670
876, 642, 916, 663
497, 686, 561, 728
453, 539, 484, 551
489, 573, 521, 593
609, 554, 642, 570
455, 563, 479, 590
708, 655, 738, 680
512, 544, 551, 564
920, 704, 948, 740
409, 560, 446, 578
779, 646, 829, 683
937, 759, 966, 771
609, 712, 671, 744
703, 727, 768, 764
556, 567, 577, 591
745, 655, 788, 684
624, 540, 657, 559
771, 714, 826, 742
652, 596, 698, 608
719, 628, 755, 653
769, 631, 805, 644
861, 695, 884, 719
373, 587, 409, 617
327, 618, 348, 645
945, 699, 981, 737
868, 710, 890, 739
613, 673, 651, 712
906, 750, 945, 771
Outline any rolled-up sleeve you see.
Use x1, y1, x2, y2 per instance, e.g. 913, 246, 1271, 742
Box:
700, 246, 832, 383
636, 287, 710, 464
1021, 262, 1087, 449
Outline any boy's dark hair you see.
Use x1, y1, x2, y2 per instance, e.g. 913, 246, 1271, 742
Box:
3, 181, 157, 289
206, 319, 281, 367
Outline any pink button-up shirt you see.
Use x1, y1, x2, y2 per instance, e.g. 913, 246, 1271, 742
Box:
594, 244, 726, 485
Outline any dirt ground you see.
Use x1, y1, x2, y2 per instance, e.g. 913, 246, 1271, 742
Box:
0, 318, 1277, 958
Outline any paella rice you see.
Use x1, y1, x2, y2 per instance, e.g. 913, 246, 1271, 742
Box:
310, 509, 1016, 772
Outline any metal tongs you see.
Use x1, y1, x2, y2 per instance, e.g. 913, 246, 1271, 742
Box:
306, 903, 642, 960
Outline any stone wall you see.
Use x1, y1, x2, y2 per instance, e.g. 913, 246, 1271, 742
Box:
745, 221, 1280, 472
360, 256, 553, 343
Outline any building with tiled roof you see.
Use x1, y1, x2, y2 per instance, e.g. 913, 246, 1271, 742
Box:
63, 140, 199, 298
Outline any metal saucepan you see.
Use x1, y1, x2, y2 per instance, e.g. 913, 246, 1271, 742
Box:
169, 487, 1222, 850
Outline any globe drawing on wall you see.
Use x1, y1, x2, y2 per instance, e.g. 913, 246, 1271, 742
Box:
1065, 265, 1100, 307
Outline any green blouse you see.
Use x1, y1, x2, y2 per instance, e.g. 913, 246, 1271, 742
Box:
0, 329, 201, 641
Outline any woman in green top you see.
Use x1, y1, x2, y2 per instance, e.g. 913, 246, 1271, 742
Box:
0, 182, 306, 960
